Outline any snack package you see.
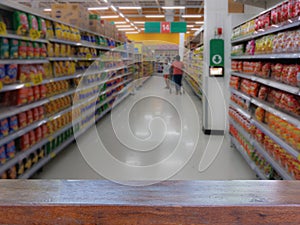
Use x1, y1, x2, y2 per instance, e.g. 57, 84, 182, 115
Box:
46, 20, 54, 38
27, 87, 34, 103
18, 112, 27, 128
40, 43, 47, 58
27, 109, 33, 124
36, 64, 45, 79
29, 130, 36, 146
35, 127, 42, 143
8, 166, 17, 179
47, 43, 54, 57
0, 118, 9, 137
39, 85, 46, 99
271, 63, 283, 81
38, 17, 47, 39
54, 23, 62, 39
33, 42, 40, 59
28, 15, 38, 32
17, 88, 28, 105
38, 106, 44, 120
27, 42, 34, 59
33, 107, 39, 122
20, 133, 30, 150
54, 43, 60, 57
258, 86, 269, 100
9, 39, 19, 59
18, 64, 31, 83
33, 85, 40, 101
18, 40, 27, 59
8, 116, 18, 133
13, 11, 29, 36
0, 146, 6, 165
5, 141, 16, 159
4, 64, 17, 84
41, 124, 48, 138
0, 38, 9, 59
16, 160, 25, 176
255, 107, 265, 122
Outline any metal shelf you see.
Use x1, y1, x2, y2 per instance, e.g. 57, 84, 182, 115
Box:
231, 53, 300, 60
229, 102, 251, 120
231, 72, 300, 96
252, 140, 294, 180
252, 119, 300, 159
229, 119, 252, 142
230, 88, 251, 102
231, 17, 300, 44
48, 38, 111, 51
231, 136, 268, 180
184, 77, 202, 99
0, 59, 48, 64
251, 98, 300, 128
0, 33, 48, 43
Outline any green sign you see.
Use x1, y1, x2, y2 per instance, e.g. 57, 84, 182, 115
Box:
210, 39, 224, 67
145, 22, 186, 33
145, 22, 161, 33
171, 22, 186, 33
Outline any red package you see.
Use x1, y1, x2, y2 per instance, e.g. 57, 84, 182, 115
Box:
33, 85, 40, 101
27, 42, 34, 59
281, 65, 290, 83
27, 87, 34, 103
249, 82, 259, 97
40, 85, 46, 99
279, 93, 300, 115
18, 65, 31, 83
259, 63, 271, 78
41, 124, 48, 138
271, 63, 283, 81
33, 107, 39, 122
27, 110, 33, 124
282, 3, 289, 22
18, 112, 27, 128
18, 41, 27, 59
258, 86, 269, 100
17, 88, 28, 105
33, 42, 40, 59
38, 106, 44, 120
254, 62, 263, 75
20, 133, 30, 150
40, 43, 47, 58
271, 8, 278, 24
286, 64, 300, 86
29, 130, 36, 146
35, 127, 42, 143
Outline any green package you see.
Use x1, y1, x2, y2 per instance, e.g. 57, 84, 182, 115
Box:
9, 39, 19, 59
13, 11, 29, 36
0, 38, 9, 59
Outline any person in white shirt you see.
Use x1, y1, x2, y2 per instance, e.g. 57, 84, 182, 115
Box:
163, 58, 171, 89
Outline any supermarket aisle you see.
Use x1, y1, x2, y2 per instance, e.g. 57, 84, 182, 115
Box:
35, 76, 256, 180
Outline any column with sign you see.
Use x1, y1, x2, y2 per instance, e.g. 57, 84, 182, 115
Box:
209, 39, 224, 77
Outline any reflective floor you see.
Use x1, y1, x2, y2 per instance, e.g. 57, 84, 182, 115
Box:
35, 76, 257, 180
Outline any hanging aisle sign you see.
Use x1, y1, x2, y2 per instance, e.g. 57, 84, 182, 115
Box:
145, 22, 187, 33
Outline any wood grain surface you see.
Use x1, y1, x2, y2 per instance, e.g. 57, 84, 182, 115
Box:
0, 180, 299, 224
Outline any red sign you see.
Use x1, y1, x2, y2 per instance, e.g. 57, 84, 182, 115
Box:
161, 22, 170, 33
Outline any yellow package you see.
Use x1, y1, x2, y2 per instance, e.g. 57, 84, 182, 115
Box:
65, 26, 71, 41
46, 20, 54, 39
60, 44, 66, 57
54, 22, 62, 39
53, 62, 61, 77
66, 45, 71, 57
54, 43, 60, 57
47, 43, 54, 57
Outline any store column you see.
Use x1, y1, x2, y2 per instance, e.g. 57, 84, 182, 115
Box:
202, 0, 228, 135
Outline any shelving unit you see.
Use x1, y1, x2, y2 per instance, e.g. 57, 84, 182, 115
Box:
0, 1, 146, 179
184, 29, 204, 100
229, 0, 300, 180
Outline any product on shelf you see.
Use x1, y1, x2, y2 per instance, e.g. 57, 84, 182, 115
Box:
229, 106, 254, 134
230, 76, 240, 89
13, 11, 29, 36
0, 38, 9, 59
240, 79, 259, 97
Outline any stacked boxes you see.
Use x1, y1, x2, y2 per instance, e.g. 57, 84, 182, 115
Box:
89, 14, 101, 33
51, 4, 89, 29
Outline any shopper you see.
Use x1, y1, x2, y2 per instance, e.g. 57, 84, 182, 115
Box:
163, 59, 171, 89
171, 55, 184, 95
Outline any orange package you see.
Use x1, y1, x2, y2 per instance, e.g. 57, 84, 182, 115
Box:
17, 88, 28, 105
33, 107, 39, 122
20, 133, 30, 151
29, 130, 36, 146
27, 87, 34, 103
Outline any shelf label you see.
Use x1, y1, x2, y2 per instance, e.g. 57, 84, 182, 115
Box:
0, 81, 2, 91
29, 29, 41, 40
0, 22, 7, 35
161, 22, 170, 33
30, 73, 43, 85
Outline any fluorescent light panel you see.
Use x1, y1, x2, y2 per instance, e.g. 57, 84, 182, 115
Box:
119, 12, 125, 18
116, 25, 132, 28
114, 21, 127, 24
125, 18, 130, 22
126, 32, 139, 34
134, 21, 145, 24
195, 21, 204, 24
145, 15, 165, 18
101, 15, 119, 19
191, 28, 200, 30
162, 6, 185, 9
88, 7, 108, 10
118, 28, 135, 31
110, 5, 117, 12
119, 6, 142, 10
182, 14, 202, 18
187, 25, 194, 28
43, 8, 51, 12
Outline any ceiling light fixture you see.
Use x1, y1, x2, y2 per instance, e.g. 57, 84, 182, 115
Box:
110, 5, 117, 12
145, 15, 165, 18
191, 28, 200, 31
125, 18, 130, 22
141, 28, 145, 30
116, 25, 132, 28
182, 15, 203, 18
126, 31, 139, 34
114, 21, 127, 24
119, 6, 142, 10
88, 7, 108, 11
100, 15, 119, 19
195, 21, 204, 24
187, 25, 194, 28
43, 8, 51, 12
102, 0, 108, 2
119, 12, 125, 18
134, 21, 145, 24
162, 6, 185, 9
186, 31, 190, 34
130, 22, 135, 26
118, 28, 135, 31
